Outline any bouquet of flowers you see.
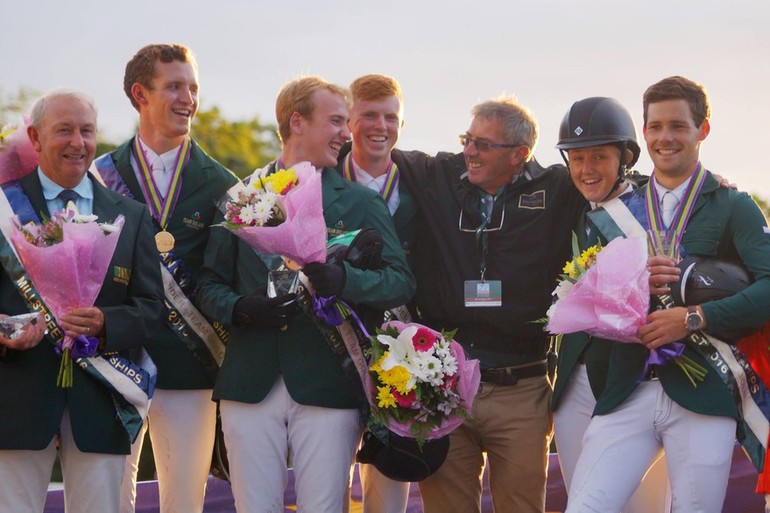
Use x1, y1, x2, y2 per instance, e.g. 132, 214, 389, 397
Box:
546, 235, 648, 342
0, 120, 37, 185
11, 204, 124, 387
546, 235, 706, 385
220, 161, 326, 266
365, 320, 480, 444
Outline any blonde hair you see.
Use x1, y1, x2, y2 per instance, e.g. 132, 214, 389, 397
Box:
275, 76, 350, 143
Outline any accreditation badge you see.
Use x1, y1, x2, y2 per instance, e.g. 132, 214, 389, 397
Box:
464, 280, 502, 307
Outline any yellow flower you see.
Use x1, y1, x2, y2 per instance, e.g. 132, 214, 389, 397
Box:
563, 260, 576, 277
577, 245, 601, 271
257, 168, 298, 195
376, 385, 397, 408
378, 365, 414, 395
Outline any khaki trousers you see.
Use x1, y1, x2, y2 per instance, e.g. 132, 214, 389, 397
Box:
419, 374, 553, 513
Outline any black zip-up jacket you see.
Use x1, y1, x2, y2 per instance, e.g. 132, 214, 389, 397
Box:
398, 150, 586, 364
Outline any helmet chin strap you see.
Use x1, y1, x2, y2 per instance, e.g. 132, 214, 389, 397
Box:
598, 141, 629, 203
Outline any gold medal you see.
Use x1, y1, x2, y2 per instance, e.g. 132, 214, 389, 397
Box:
155, 230, 176, 253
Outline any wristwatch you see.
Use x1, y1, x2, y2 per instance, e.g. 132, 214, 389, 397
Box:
685, 305, 705, 332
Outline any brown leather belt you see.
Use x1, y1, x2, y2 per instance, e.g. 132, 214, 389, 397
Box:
480, 360, 548, 386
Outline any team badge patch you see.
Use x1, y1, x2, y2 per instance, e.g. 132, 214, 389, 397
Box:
113, 266, 131, 285
518, 190, 546, 210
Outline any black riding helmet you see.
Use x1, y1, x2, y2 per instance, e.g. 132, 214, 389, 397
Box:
556, 97, 641, 200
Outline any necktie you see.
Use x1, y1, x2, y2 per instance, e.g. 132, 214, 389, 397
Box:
152, 159, 167, 199
58, 189, 79, 208
661, 191, 679, 229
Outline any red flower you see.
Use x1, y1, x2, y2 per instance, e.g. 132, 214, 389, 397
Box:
412, 327, 436, 352
393, 388, 417, 408
442, 374, 458, 391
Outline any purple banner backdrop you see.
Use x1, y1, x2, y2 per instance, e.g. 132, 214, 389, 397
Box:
44, 445, 763, 512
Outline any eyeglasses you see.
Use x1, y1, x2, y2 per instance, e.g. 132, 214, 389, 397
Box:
458, 202, 506, 233
459, 134, 518, 152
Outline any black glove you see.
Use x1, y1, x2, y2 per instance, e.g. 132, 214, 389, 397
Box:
231, 293, 298, 328
303, 262, 346, 297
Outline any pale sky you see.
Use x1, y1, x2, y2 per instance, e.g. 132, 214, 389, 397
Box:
4, 0, 769, 198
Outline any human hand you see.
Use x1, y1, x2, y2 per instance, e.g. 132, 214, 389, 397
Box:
61, 307, 105, 339
303, 262, 346, 297
637, 307, 689, 349
647, 255, 681, 295
232, 293, 298, 328
0, 312, 45, 351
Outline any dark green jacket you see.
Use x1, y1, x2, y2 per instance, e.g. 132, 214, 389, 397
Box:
595, 172, 770, 418
195, 167, 415, 408
96, 138, 238, 389
335, 145, 419, 266
551, 209, 615, 410
0, 173, 163, 453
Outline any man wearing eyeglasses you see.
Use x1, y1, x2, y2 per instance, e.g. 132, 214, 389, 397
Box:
397, 97, 586, 513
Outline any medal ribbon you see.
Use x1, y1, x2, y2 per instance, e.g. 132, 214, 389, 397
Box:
645, 162, 706, 248
342, 153, 400, 205
132, 137, 190, 230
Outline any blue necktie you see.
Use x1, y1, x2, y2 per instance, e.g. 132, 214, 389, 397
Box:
58, 189, 79, 208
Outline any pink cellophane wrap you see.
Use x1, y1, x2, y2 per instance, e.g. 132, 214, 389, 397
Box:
547, 236, 650, 343
10, 216, 125, 325
0, 119, 38, 185
367, 320, 481, 440
225, 161, 326, 266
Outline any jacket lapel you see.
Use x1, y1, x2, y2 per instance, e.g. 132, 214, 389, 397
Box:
19, 171, 50, 219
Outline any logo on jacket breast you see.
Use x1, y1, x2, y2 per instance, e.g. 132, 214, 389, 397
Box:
113, 266, 131, 286
182, 211, 205, 230
518, 190, 546, 210
327, 220, 345, 238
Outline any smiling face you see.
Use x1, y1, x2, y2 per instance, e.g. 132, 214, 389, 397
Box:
567, 144, 624, 202
298, 89, 351, 169
133, 59, 198, 153
28, 95, 97, 189
349, 95, 403, 170
644, 99, 709, 186
463, 115, 524, 194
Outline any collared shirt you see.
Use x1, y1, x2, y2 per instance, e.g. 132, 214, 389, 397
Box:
38, 168, 94, 215
350, 156, 400, 215
654, 175, 692, 228
131, 136, 180, 198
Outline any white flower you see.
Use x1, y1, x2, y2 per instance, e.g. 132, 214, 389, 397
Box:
379, 327, 419, 373
99, 223, 120, 234
238, 205, 255, 225
552, 280, 574, 301
440, 353, 458, 376
414, 353, 444, 386
253, 200, 274, 226
546, 302, 558, 321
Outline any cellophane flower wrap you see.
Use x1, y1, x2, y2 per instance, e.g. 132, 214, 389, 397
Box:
220, 161, 326, 266
547, 235, 706, 386
547, 236, 650, 342
11, 208, 125, 387
0, 120, 38, 185
365, 320, 480, 444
